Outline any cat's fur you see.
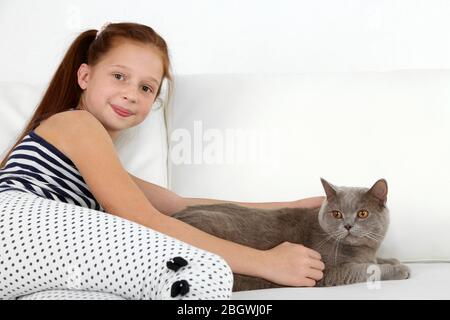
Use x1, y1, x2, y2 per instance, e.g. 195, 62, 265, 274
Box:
173, 178, 410, 291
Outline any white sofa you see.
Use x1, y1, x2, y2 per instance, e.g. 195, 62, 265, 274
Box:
1, 70, 449, 299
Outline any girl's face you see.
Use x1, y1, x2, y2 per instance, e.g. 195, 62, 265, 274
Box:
76, 40, 164, 141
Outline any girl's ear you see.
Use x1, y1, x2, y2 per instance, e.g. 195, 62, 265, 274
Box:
77, 63, 91, 90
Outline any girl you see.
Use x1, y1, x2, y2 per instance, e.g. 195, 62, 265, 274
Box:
0, 22, 325, 300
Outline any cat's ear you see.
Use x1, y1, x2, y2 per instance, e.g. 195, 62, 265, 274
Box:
367, 179, 388, 205
320, 178, 337, 199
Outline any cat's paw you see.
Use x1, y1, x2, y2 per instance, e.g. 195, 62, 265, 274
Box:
390, 264, 410, 280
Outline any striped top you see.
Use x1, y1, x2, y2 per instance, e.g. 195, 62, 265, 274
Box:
0, 129, 105, 212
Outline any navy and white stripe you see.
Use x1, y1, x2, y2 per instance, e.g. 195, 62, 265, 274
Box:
0, 130, 104, 212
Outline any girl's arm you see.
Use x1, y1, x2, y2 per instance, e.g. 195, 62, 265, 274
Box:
183, 196, 325, 210
54, 111, 323, 287
130, 173, 325, 215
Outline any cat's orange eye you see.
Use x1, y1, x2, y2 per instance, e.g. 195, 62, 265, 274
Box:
357, 210, 369, 219
331, 210, 343, 219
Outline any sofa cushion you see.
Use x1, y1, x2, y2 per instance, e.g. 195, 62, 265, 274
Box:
167, 71, 450, 262
0, 81, 168, 187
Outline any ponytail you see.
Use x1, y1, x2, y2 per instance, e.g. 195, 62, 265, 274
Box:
0, 30, 96, 169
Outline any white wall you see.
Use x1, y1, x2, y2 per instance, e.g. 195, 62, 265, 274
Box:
1, 0, 450, 86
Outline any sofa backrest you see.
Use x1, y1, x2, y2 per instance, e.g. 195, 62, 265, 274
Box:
0, 81, 168, 187
167, 71, 450, 262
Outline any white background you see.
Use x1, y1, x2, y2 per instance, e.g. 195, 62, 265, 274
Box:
1, 0, 450, 85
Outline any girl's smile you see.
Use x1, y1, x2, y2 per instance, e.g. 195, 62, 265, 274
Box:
110, 103, 134, 117
77, 40, 164, 141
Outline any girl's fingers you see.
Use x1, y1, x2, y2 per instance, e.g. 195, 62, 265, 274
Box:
302, 278, 317, 287
309, 258, 325, 271
306, 248, 322, 260
307, 268, 324, 281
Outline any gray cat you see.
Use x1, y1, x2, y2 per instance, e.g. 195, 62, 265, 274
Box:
173, 178, 410, 291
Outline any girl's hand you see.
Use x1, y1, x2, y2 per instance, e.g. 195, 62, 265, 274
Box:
259, 241, 325, 287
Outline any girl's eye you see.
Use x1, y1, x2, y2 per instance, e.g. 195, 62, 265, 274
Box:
142, 85, 154, 94
331, 210, 343, 219
114, 73, 124, 80
357, 210, 369, 219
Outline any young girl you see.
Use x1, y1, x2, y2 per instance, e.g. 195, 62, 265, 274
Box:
0, 22, 325, 300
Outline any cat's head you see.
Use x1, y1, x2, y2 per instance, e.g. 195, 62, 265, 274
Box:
317, 178, 389, 248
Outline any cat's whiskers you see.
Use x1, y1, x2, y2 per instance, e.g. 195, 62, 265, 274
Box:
314, 235, 333, 251
366, 231, 384, 239
333, 240, 340, 265
351, 229, 363, 236
350, 228, 383, 242
314, 233, 338, 251
363, 233, 382, 242
332, 230, 348, 239
323, 231, 346, 266
360, 230, 383, 240
314, 230, 347, 251
328, 230, 347, 243
351, 230, 383, 243
332, 233, 346, 266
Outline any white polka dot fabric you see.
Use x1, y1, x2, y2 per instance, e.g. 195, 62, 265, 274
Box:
17, 289, 126, 300
0, 190, 233, 300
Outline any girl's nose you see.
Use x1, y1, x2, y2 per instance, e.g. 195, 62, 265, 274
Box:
123, 95, 137, 103
122, 86, 138, 103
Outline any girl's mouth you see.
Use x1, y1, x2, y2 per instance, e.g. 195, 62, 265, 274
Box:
110, 104, 133, 117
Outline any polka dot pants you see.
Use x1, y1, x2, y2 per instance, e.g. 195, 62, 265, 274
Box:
0, 190, 233, 300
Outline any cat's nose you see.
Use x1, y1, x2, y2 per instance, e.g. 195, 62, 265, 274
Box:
344, 224, 353, 230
